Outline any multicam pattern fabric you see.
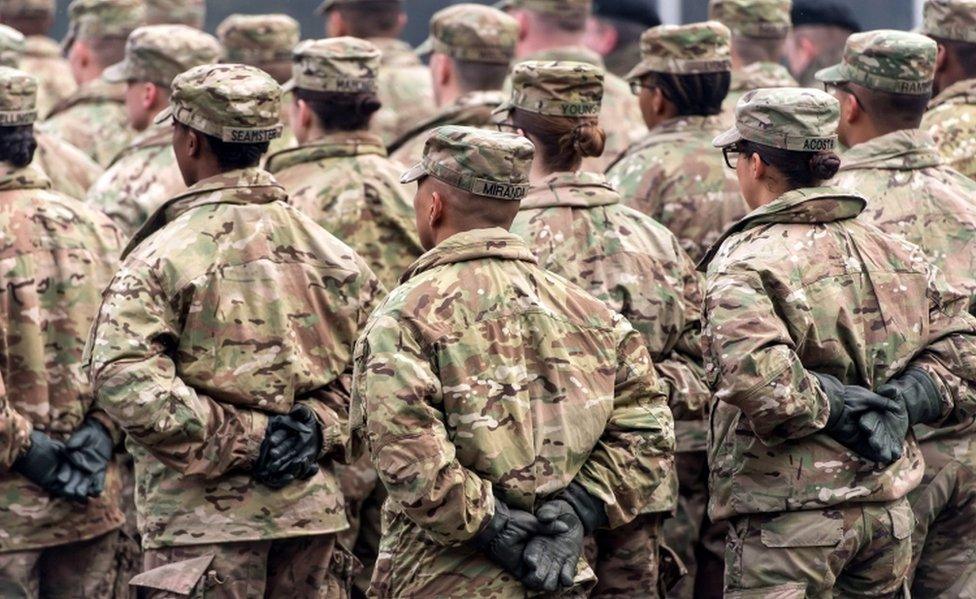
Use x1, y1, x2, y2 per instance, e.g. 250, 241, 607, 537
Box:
287, 37, 380, 94
510, 171, 709, 457
606, 115, 747, 262
816, 30, 936, 95
21, 37, 76, 118
722, 62, 799, 128
0, 530, 122, 598
0, 164, 125, 552
87, 168, 384, 548
86, 121, 184, 237
421, 3, 519, 64
145, 0, 206, 29
103, 24, 222, 88
0, 25, 25, 69
923, 78, 976, 180
708, 0, 793, 38
351, 227, 675, 597
700, 186, 976, 521
522, 47, 646, 173
500, 60, 604, 118
0, 0, 55, 16
62, 0, 146, 53
499, 0, 592, 14
0, 65, 36, 119
625, 21, 733, 81
33, 130, 103, 200
922, 0, 976, 44
266, 131, 423, 290
369, 37, 437, 146
389, 90, 507, 168
216, 14, 299, 64
42, 77, 133, 167
715, 87, 837, 152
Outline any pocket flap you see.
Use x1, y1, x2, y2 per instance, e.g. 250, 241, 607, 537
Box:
889, 501, 915, 541
761, 511, 844, 548
129, 554, 215, 595
726, 582, 807, 599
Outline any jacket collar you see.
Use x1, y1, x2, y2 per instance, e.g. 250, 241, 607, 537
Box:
698, 186, 867, 271
400, 227, 537, 283
731, 62, 797, 92
368, 37, 421, 67
107, 120, 172, 166
929, 77, 976, 109
265, 131, 386, 173
523, 46, 606, 69
839, 129, 943, 171
650, 114, 727, 136
520, 171, 619, 210
0, 164, 52, 192
123, 168, 286, 258
47, 76, 124, 117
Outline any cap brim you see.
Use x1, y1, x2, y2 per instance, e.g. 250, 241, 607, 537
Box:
624, 63, 652, 83
314, 0, 331, 16
102, 60, 129, 84
154, 104, 174, 126
712, 127, 742, 148
415, 37, 433, 58
400, 162, 426, 184
814, 63, 848, 85
494, 0, 515, 9
60, 31, 75, 56
282, 79, 296, 93
491, 101, 513, 117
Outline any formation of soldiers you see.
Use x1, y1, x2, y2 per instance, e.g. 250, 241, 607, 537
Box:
1, 0, 976, 597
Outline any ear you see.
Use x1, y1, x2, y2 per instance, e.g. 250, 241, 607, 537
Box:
429, 189, 444, 229
73, 40, 91, 68
513, 10, 529, 43
397, 12, 407, 30
186, 127, 201, 159
327, 10, 345, 37
935, 43, 948, 74
843, 91, 861, 125
651, 87, 667, 116
143, 83, 158, 110
586, 18, 618, 56
432, 54, 451, 87
750, 152, 765, 181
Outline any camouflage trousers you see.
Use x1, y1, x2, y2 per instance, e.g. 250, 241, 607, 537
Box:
908, 435, 976, 597
724, 498, 914, 598
334, 454, 383, 599
584, 513, 662, 598
0, 529, 121, 598
663, 451, 726, 599
132, 534, 355, 599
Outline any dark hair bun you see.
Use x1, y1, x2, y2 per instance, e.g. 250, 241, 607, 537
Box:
569, 122, 607, 159
809, 152, 841, 180
355, 94, 382, 119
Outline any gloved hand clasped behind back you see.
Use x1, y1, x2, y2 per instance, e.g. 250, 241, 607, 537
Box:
254, 403, 323, 489
814, 372, 907, 466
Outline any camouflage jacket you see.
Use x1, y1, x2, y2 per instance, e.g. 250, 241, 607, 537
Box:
510, 171, 709, 455
33, 130, 103, 200
522, 46, 646, 173
42, 77, 133, 168
722, 62, 798, 127
267, 91, 297, 159
87, 168, 384, 548
22, 36, 76, 118
0, 164, 125, 552
369, 37, 437, 146
922, 77, 976, 181
87, 121, 185, 238
351, 228, 675, 598
389, 90, 507, 168
266, 131, 423, 289
700, 186, 976, 521
606, 115, 747, 262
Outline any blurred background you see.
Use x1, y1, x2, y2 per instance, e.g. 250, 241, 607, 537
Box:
46, 0, 922, 43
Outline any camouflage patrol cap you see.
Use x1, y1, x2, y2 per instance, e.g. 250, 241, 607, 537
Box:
155, 63, 284, 144
625, 21, 732, 80
145, 0, 206, 29
315, 0, 403, 16
62, 0, 146, 52
495, 61, 604, 118
415, 4, 519, 65
713, 87, 839, 152
708, 0, 792, 38
0, 0, 55, 18
0, 24, 25, 69
922, 0, 976, 43
816, 30, 936, 95
284, 37, 380, 94
217, 14, 300, 64
104, 25, 221, 88
495, 0, 592, 17
0, 67, 37, 126
401, 125, 534, 201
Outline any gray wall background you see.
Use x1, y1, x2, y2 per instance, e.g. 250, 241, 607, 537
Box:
47, 1, 918, 44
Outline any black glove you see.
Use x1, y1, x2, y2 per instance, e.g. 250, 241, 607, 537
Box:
255, 404, 323, 489
471, 498, 541, 578
878, 368, 942, 426
522, 499, 584, 592
13, 430, 66, 494
814, 372, 904, 465
556, 482, 609, 534
60, 419, 113, 499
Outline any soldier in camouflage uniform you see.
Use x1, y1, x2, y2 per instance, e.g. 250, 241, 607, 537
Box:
0, 21, 103, 201
0, 66, 127, 598
87, 24, 221, 237
921, 0, 976, 180
351, 125, 675, 597
87, 63, 384, 598
503, 61, 695, 599
706, 87, 976, 597
389, 4, 517, 168
318, 0, 437, 146
217, 14, 300, 158
709, 0, 798, 126
145, 0, 205, 29
502, 0, 646, 172
42, 0, 142, 167
0, 0, 77, 117
822, 30, 976, 598
607, 22, 745, 264
266, 37, 422, 290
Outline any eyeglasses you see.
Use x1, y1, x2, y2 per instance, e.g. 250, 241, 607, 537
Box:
824, 82, 868, 114
492, 122, 521, 134
630, 80, 656, 96
722, 144, 742, 169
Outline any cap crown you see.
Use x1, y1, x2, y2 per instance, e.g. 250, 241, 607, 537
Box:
506, 61, 604, 118
819, 30, 936, 95
428, 4, 518, 64
316, 0, 404, 14
145, 0, 205, 28
109, 24, 221, 87
0, 24, 25, 69
733, 87, 838, 151
290, 37, 380, 94
67, 0, 146, 41
0, 67, 36, 126
502, 0, 592, 17
167, 63, 283, 144
0, 0, 55, 17
709, 0, 792, 38
217, 14, 300, 64
629, 21, 732, 78
923, 0, 976, 43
